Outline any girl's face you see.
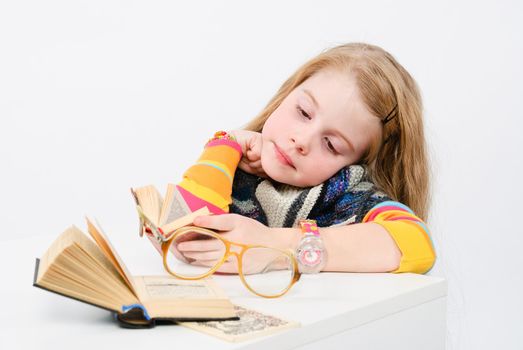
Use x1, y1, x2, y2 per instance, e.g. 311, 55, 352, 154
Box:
261, 69, 383, 187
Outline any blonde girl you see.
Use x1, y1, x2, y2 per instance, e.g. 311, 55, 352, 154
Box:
165, 42, 435, 275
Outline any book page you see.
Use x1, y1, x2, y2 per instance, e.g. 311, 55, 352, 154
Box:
38, 225, 120, 282
160, 206, 211, 236
39, 225, 83, 277
132, 185, 163, 225
34, 226, 139, 313
86, 218, 139, 297
133, 275, 236, 319
133, 275, 227, 300
159, 184, 191, 226
180, 305, 300, 342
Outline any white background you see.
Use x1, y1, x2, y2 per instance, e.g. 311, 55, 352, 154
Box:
1, 1, 522, 349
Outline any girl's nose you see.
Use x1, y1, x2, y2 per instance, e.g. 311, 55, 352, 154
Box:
291, 136, 309, 155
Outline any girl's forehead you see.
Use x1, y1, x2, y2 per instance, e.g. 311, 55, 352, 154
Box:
294, 69, 382, 149
301, 69, 358, 90
301, 71, 359, 106
298, 70, 378, 124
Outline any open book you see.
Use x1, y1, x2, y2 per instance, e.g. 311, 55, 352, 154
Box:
131, 184, 196, 254
33, 218, 237, 328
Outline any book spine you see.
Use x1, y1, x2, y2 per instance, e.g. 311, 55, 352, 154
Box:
122, 303, 151, 321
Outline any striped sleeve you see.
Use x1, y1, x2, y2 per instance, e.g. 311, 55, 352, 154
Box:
362, 201, 436, 274
178, 138, 242, 214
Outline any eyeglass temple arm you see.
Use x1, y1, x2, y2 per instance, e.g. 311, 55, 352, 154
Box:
136, 205, 166, 244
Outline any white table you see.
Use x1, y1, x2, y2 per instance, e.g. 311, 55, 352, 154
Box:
0, 232, 446, 350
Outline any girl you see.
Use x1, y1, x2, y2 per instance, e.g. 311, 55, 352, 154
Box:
168, 42, 435, 275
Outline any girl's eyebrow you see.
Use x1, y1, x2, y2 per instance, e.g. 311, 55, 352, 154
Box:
302, 89, 319, 109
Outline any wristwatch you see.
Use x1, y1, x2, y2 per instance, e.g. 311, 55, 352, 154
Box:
295, 219, 327, 273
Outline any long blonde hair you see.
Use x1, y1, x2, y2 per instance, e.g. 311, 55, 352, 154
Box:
243, 43, 430, 221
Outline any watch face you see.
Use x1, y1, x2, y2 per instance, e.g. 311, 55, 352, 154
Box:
298, 248, 323, 266
296, 224, 327, 273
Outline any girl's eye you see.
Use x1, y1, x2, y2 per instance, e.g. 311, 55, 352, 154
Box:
324, 137, 338, 154
297, 106, 311, 120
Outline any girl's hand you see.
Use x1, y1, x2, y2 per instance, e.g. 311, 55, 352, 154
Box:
168, 230, 203, 264
229, 130, 267, 178
176, 214, 278, 274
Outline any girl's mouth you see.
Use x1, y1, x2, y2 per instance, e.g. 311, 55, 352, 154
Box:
274, 144, 295, 168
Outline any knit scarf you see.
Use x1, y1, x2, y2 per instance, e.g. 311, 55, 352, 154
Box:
230, 165, 391, 228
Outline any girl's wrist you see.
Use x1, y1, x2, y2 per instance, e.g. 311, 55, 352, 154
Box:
268, 227, 302, 252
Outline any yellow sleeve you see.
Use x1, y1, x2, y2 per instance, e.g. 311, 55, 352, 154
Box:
177, 134, 242, 213
362, 201, 436, 274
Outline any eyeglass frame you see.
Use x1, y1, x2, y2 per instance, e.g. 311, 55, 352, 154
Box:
136, 206, 301, 298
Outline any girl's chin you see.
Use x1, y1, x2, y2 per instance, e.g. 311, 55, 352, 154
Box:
263, 166, 306, 187
261, 155, 310, 187
262, 167, 284, 182
261, 159, 291, 183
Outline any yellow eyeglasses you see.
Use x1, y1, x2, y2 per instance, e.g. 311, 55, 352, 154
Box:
137, 207, 301, 298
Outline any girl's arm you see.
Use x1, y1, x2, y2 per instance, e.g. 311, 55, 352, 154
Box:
361, 201, 436, 273
271, 222, 402, 273
269, 202, 436, 274
191, 205, 435, 275
176, 130, 262, 214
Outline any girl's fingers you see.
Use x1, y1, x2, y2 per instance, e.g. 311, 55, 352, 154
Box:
182, 250, 224, 261
246, 149, 261, 161
175, 231, 201, 243
215, 260, 239, 273
191, 260, 219, 268
240, 158, 259, 169
190, 258, 239, 274
193, 214, 236, 231
247, 135, 262, 157
177, 237, 224, 251
238, 158, 266, 178
248, 159, 262, 168
169, 244, 191, 263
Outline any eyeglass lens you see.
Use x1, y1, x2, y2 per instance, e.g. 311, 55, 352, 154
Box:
164, 229, 295, 297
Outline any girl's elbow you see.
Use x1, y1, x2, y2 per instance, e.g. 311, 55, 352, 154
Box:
384, 247, 402, 272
